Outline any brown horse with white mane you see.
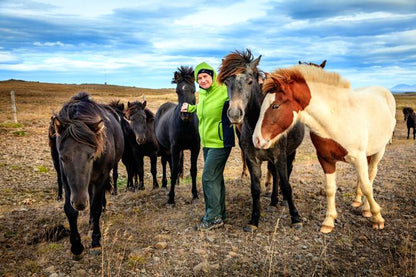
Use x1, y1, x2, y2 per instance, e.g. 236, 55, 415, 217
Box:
253, 64, 396, 233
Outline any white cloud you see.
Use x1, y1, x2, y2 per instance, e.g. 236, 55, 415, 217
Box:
174, 0, 271, 28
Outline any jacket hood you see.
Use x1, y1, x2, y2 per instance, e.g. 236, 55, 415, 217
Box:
194, 62, 218, 91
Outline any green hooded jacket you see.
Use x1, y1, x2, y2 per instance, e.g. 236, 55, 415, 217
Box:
188, 62, 235, 148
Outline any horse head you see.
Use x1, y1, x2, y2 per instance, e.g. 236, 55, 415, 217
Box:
403, 107, 414, 121
172, 66, 196, 121
253, 68, 311, 149
298, 60, 327, 68
218, 49, 262, 125
126, 100, 148, 145
54, 93, 106, 211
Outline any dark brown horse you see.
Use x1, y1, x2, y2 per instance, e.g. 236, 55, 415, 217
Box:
403, 107, 416, 139
125, 99, 159, 189
218, 49, 305, 232
53, 92, 124, 259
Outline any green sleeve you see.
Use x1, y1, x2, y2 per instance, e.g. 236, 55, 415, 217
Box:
187, 104, 197, 113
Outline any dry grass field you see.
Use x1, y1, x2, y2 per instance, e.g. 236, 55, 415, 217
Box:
0, 79, 415, 276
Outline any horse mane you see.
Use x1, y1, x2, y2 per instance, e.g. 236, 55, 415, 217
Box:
125, 101, 155, 121
172, 66, 194, 84
217, 49, 260, 84
55, 92, 106, 157
267, 65, 350, 90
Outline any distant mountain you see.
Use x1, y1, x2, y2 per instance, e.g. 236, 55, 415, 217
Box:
390, 84, 416, 93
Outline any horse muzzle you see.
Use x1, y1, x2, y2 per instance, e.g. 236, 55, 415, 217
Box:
227, 108, 244, 124
136, 135, 146, 145
70, 193, 89, 211
180, 112, 193, 121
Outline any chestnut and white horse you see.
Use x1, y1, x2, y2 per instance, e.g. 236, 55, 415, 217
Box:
253, 64, 396, 233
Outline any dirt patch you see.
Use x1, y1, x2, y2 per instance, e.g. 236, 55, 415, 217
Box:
0, 80, 415, 276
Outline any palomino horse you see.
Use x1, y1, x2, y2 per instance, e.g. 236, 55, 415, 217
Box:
253, 64, 396, 233
218, 49, 305, 231
54, 92, 124, 258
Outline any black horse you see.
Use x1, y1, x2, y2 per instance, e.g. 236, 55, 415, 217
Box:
403, 107, 416, 140
108, 100, 140, 191
155, 66, 201, 204
53, 92, 124, 259
125, 99, 159, 190
48, 116, 63, 200
218, 49, 305, 232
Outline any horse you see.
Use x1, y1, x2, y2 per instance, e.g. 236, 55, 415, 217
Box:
403, 107, 416, 139
53, 92, 124, 259
218, 49, 305, 232
154, 66, 201, 204
125, 99, 159, 189
48, 116, 63, 200
253, 64, 396, 233
108, 100, 140, 191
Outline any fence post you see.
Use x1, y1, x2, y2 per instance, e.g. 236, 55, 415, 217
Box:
11, 90, 17, 123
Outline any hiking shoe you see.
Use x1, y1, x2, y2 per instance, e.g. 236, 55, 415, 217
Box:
194, 217, 224, 231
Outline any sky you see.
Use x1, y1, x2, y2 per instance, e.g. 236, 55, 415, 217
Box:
0, 0, 415, 89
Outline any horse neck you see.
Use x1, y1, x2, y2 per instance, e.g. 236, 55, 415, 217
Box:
244, 84, 263, 131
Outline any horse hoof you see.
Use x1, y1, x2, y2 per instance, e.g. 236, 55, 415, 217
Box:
243, 225, 258, 232
351, 201, 362, 208
372, 222, 385, 230
72, 252, 84, 261
292, 222, 303, 230
192, 198, 199, 204
320, 225, 333, 233
362, 210, 372, 218
90, 247, 102, 256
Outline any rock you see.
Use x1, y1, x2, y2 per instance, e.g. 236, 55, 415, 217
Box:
193, 261, 209, 274
155, 241, 168, 249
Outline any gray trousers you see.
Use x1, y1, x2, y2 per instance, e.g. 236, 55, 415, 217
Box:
202, 147, 232, 222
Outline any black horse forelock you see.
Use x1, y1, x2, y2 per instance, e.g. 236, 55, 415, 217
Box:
57, 94, 106, 156
172, 66, 194, 84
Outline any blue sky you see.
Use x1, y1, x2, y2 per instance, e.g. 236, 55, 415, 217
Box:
0, 0, 415, 89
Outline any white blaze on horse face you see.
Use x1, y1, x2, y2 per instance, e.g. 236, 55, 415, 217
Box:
253, 93, 275, 149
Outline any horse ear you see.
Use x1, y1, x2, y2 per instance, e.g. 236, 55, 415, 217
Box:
53, 116, 63, 135
127, 101, 132, 107
320, 60, 327, 68
143, 100, 147, 108
252, 55, 262, 68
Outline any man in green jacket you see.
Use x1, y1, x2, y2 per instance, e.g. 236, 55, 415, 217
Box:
181, 62, 235, 230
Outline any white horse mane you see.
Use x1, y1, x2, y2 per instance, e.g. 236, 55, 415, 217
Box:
292, 64, 351, 89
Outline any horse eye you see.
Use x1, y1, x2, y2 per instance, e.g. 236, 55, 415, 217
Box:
247, 79, 253, 85
272, 104, 280, 110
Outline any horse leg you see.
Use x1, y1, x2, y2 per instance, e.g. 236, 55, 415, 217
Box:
168, 149, 181, 204
269, 164, 279, 206
353, 154, 385, 230
138, 155, 145, 190
63, 185, 84, 259
112, 164, 118, 195
90, 187, 105, 254
315, 155, 338, 233
241, 148, 249, 178
150, 154, 159, 189
243, 159, 262, 232
276, 156, 302, 229
161, 155, 168, 188
190, 148, 199, 201
351, 181, 364, 207
264, 161, 274, 197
